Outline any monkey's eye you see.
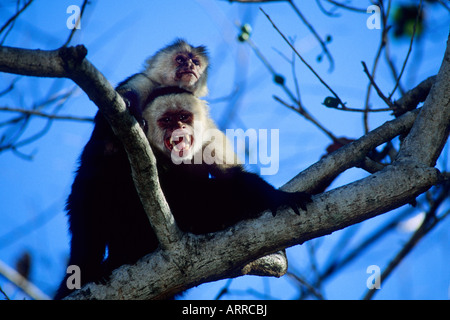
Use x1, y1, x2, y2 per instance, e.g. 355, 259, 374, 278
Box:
161, 117, 171, 123
192, 59, 200, 66
175, 55, 186, 64
179, 114, 188, 121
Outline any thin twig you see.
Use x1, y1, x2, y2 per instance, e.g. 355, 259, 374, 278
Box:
260, 8, 345, 109
274, 95, 338, 142
384, 39, 406, 96
361, 61, 395, 109
243, 34, 302, 107
363, 183, 450, 300
0, 106, 94, 122
388, 0, 423, 100
323, 0, 367, 13
62, 0, 89, 47
287, 0, 334, 72
0, 0, 34, 37
287, 271, 325, 300
363, 0, 392, 133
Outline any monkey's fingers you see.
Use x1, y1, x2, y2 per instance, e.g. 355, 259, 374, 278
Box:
121, 91, 147, 129
270, 191, 307, 216
295, 192, 312, 212
270, 207, 278, 217
290, 204, 300, 216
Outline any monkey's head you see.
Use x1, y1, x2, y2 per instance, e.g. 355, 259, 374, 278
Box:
143, 92, 209, 163
145, 39, 209, 97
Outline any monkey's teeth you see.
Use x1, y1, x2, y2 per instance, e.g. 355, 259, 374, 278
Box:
170, 135, 192, 150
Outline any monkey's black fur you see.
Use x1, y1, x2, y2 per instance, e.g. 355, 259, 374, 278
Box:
54, 90, 311, 299
54, 112, 158, 299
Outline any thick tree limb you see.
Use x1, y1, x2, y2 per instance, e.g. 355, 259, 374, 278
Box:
283, 108, 420, 194
397, 38, 450, 167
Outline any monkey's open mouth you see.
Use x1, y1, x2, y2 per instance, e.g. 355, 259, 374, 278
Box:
165, 134, 194, 157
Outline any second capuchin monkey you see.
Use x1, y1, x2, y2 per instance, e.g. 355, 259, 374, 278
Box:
116, 39, 209, 129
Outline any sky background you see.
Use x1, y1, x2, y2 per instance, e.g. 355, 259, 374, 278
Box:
0, 0, 449, 300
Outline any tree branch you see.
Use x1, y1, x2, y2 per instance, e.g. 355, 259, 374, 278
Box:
0, 106, 94, 122
284, 108, 420, 194
260, 8, 345, 109
397, 34, 450, 167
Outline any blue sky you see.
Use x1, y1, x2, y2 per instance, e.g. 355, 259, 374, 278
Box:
0, 0, 449, 299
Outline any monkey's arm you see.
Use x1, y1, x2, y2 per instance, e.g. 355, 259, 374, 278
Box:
220, 167, 312, 217
169, 165, 312, 235
116, 73, 156, 128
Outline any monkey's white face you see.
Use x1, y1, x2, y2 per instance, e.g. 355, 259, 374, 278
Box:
146, 49, 207, 96
173, 52, 204, 86
162, 115, 196, 161
143, 94, 208, 163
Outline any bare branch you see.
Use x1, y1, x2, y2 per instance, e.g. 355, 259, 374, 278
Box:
0, 0, 34, 44
284, 108, 420, 194
62, 0, 89, 47
0, 259, 50, 300
323, 0, 367, 13
287, 0, 334, 72
363, 1, 392, 133
273, 95, 338, 142
397, 35, 450, 167
393, 75, 436, 117
261, 8, 345, 109
363, 182, 450, 300
388, 0, 423, 100
361, 61, 395, 109
0, 106, 94, 122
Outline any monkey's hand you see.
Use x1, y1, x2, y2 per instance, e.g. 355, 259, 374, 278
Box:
121, 90, 148, 132
267, 190, 312, 217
